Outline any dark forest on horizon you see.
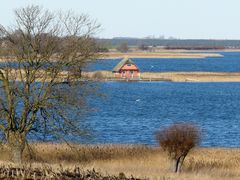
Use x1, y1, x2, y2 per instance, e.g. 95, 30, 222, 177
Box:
97, 38, 240, 50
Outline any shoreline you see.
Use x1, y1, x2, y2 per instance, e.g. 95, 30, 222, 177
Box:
82, 71, 240, 82
100, 52, 223, 59
97, 48, 240, 59
1, 70, 240, 82
1, 49, 240, 61
0, 52, 224, 61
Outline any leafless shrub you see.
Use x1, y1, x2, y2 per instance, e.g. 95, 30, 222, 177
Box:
156, 123, 201, 173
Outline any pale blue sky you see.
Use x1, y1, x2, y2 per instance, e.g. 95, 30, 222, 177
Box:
1, 0, 240, 39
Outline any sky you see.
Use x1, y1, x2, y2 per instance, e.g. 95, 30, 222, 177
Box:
1, 0, 240, 39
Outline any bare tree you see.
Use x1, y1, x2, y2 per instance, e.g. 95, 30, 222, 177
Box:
156, 123, 201, 173
0, 5, 100, 163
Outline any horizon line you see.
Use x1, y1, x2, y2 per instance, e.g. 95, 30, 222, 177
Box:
96, 37, 240, 41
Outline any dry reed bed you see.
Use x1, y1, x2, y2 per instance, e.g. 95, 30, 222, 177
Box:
0, 143, 156, 163
82, 148, 240, 180
141, 72, 240, 82
0, 51, 222, 62
5, 70, 240, 82
0, 165, 141, 179
101, 52, 223, 59
82, 71, 240, 82
0, 144, 240, 179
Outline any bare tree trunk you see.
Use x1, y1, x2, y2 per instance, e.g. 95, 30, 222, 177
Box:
177, 155, 186, 173
171, 156, 185, 173
6, 131, 26, 164
176, 156, 184, 173
171, 158, 179, 173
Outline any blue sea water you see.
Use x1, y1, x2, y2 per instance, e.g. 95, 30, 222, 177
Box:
83, 52, 240, 147
85, 52, 240, 72
84, 82, 240, 147
17, 52, 240, 147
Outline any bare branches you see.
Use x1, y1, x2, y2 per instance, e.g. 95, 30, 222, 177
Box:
14, 5, 54, 35
156, 123, 201, 173
59, 10, 100, 37
0, 5, 100, 163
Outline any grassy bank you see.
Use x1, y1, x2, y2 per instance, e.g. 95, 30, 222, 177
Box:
101, 51, 223, 59
3, 70, 239, 82
83, 71, 240, 82
141, 72, 240, 82
0, 143, 240, 179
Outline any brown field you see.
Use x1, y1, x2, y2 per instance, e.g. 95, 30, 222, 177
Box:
82, 71, 240, 82
0, 143, 239, 179
101, 51, 223, 59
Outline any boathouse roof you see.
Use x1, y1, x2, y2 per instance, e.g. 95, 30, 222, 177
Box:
112, 57, 137, 72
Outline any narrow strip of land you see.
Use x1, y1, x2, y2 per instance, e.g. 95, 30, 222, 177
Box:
1, 69, 240, 82
100, 52, 223, 59
83, 71, 240, 82
0, 51, 222, 61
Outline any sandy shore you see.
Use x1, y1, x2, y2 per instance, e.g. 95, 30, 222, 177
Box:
1, 70, 239, 82
101, 52, 223, 59
83, 71, 240, 82
1, 51, 222, 62
1, 49, 240, 61
141, 72, 240, 82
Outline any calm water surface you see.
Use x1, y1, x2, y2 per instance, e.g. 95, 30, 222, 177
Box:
86, 52, 240, 72
84, 52, 240, 147
85, 82, 240, 147
22, 52, 239, 147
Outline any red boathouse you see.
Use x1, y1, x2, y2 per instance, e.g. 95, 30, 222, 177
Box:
112, 57, 140, 79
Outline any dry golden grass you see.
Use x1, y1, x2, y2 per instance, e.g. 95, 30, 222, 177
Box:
101, 51, 223, 59
81, 148, 240, 180
2, 69, 239, 83
0, 165, 132, 179
3, 49, 240, 61
141, 72, 240, 82
0, 143, 155, 163
83, 71, 113, 80
0, 143, 240, 179
82, 71, 240, 82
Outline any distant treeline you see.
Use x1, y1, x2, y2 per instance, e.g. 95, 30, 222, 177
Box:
97, 38, 240, 49
165, 46, 225, 50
